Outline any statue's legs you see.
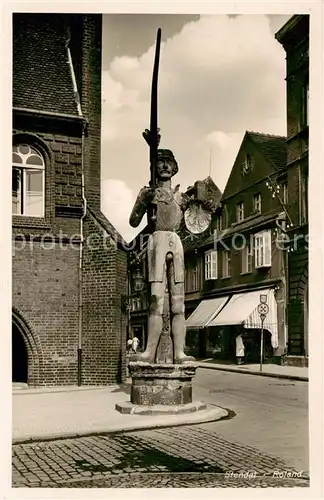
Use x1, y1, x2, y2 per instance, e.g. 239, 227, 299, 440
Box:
131, 282, 164, 363
169, 272, 195, 364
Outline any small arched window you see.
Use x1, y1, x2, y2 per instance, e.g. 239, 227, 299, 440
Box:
12, 144, 45, 217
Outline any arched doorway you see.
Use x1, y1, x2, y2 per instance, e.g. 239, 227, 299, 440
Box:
12, 322, 28, 383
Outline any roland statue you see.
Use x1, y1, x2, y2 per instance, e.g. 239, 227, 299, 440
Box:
129, 148, 213, 364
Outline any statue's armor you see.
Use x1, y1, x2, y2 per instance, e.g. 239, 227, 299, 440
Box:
147, 187, 185, 284
152, 187, 183, 232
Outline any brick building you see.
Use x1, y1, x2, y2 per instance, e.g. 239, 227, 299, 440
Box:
185, 132, 289, 362
12, 14, 128, 386
275, 15, 309, 366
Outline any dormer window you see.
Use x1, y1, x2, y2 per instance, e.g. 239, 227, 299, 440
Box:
237, 202, 244, 222
12, 144, 45, 217
242, 153, 254, 175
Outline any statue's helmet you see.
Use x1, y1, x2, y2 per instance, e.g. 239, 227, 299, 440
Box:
157, 149, 178, 177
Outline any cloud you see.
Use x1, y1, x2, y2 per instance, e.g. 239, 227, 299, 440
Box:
101, 179, 146, 243
101, 14, 287, 239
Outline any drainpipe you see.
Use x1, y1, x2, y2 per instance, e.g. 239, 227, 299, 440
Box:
66, 27, 87, 386
77, 125, 87, 386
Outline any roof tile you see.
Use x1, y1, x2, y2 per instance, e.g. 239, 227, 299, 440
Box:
13, 14, 78, 116
247, 131, 287, 170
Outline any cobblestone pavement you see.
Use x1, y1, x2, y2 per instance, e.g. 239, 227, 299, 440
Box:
12, 425, 310, 488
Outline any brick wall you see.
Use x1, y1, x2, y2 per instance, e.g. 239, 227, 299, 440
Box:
81, 213, 127, 385
79, 15, 102, 212
12, 241, 79, 386
12, 14, 128, 386
116, 250, 128, 382
51, 134, 83, 209
287, 231, 308, 355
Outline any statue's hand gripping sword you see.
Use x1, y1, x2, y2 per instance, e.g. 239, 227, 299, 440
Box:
142, 28, 162, 234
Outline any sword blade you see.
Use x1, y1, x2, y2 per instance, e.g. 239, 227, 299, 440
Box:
149, 27, 161, 189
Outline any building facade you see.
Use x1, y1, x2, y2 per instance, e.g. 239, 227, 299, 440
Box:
185, 132, 289, 362
275, 15, 309, 366
12, 14, 128, 386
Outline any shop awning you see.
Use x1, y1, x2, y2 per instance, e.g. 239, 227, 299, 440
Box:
208, 288, 278, 348
186, 296, 229, 329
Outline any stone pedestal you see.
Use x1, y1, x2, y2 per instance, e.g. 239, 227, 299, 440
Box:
116, 361, 206, 415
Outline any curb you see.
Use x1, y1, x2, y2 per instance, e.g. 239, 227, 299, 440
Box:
197, 364, 308, 382
12, 386, 112, 396
12, 405, 228, 445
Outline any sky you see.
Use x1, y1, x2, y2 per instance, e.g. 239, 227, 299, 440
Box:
100, 14, 292, 243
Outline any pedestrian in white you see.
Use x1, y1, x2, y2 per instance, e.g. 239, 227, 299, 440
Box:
126, 339, 133, 354
235, 333, 245, 365
132, 336, 139, 354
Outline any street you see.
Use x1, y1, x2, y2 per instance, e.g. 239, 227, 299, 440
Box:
12, 368, 309, 488
193, 367, 309, 472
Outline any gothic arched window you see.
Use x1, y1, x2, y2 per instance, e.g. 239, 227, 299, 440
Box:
12, 144, 45, 217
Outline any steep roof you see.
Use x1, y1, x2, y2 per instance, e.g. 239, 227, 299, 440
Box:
275, 15, 309, 47
221, 130, 287, 201
13, 14, 79, 116
87, 206, 127, 249
182, 230, 211, 252
246, 131, 287, 170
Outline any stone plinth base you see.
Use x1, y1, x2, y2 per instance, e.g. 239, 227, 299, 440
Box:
123, 361, 198, 408
116, 401, 207, 415
129, 361, 197, 406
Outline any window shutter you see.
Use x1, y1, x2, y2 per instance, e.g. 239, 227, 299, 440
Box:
254, 233, 263, 268
205, 251, 217, 280
254, 234, 260, 268
263, 230, 272, 266
248, 246, 253, 272
211, 251, 217, 279
205, 253, 209, 280
255, 231, 271, 268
